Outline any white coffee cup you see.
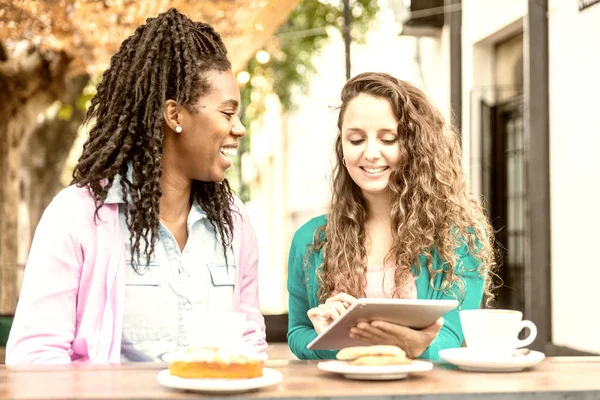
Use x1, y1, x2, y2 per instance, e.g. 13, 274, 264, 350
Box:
187, 312, 261, 349
459, 309, 537, 356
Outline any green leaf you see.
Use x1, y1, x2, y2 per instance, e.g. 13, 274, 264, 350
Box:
57, 104, 73, 121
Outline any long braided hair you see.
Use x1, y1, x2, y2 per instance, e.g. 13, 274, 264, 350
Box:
72, 8, 236, 271
312, 72, 498, 306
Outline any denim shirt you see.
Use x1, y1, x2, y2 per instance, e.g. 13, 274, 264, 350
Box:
104, 180, 236, 362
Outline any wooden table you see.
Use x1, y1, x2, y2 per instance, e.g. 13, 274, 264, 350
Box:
1, 357, 599, 399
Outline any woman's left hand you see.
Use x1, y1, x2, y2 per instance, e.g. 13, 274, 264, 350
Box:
349, 318, 444, 359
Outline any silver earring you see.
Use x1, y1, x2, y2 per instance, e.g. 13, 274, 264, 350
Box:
342, 158, 347, 167
175, 126, 182, 133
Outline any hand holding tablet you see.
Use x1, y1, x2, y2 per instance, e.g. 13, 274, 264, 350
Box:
307, 298, 458, 350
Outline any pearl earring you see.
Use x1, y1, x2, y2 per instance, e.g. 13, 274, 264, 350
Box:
175, 126, 182, 133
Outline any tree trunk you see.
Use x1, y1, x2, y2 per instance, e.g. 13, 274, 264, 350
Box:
0, 41, 71, 315
23, 74, 90, 242
0, 104, 20, 316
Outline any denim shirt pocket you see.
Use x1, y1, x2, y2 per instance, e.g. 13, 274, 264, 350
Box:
206, 263, 236, 312
123, 262, 165, 342
207, 263, 236, 286
125, 261, 162, 286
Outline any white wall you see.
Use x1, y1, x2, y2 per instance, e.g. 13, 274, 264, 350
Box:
413, 28, 451, 123
461, 0, 526, 189
548, 0, 600, 354
463, 0, 527, 44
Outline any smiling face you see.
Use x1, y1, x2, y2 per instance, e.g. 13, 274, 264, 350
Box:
164, 69, 245, 183
340, 93, 401, 198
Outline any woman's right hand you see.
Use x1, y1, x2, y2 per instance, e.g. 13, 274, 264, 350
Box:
307, 292, 358, 335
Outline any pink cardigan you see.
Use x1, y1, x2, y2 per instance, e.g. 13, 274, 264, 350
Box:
6, 185, 266, 364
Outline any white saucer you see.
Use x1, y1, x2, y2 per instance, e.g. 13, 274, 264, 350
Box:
160, 351, 182, 363
156, 367, 283, 393
438, 348, 545, 372
317, 360, 433, 380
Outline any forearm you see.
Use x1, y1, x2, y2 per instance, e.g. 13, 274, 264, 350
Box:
237, 268, 267, 354
419, 325, 461, 361
239, 304, 267, 354
236, 201, 267, 354
6, 249, 79, 362
287, 327, 338, 360
238, 279, 267, 354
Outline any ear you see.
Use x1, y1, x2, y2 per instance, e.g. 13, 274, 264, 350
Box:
164, 99, 180, 132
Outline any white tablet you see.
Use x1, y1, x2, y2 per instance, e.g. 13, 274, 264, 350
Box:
307, 298, 458, 350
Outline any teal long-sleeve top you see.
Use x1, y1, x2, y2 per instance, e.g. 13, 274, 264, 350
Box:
286, 215, 485, 361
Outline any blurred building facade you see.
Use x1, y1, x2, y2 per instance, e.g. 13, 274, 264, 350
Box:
463, 0, 599, 356
407, 0, 600, 355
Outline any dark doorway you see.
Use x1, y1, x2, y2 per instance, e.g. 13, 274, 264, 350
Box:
481, 96, 526, 312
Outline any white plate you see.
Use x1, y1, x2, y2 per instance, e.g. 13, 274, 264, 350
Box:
160, 351, 185, 363
317, 360, 433, 380
156, 367, 283, 393
438, 348, 545, 372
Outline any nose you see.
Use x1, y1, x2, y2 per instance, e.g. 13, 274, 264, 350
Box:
231, 116, 246, 137
364, 140, 381, 161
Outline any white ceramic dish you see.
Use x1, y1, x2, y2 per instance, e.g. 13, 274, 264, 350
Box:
438, 348, 545, 372
160, 351, 183, 363
156, 367, 283, 393
317, 360, 433, 380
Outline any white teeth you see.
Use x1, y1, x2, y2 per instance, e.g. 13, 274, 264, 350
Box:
219, 147, 238, 157
363, 166, 387, 174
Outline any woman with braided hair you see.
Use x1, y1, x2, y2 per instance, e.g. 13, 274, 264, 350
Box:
6, 8, 266, 364
287, 72, 498, 361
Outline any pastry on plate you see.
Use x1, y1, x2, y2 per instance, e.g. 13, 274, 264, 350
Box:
337, 345, 412, 366
169, 346, 265, 379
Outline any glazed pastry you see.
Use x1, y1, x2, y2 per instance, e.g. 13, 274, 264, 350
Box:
336, 345, 406, 361
350, 354, 412, 366
169, 346, 264, 379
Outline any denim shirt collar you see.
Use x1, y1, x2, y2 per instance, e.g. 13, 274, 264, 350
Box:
104, 177, 125, 204
104, 166, 207, 220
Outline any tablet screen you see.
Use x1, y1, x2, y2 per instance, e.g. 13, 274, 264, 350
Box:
307, 298, 458, 350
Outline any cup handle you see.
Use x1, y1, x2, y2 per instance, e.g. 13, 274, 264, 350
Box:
515, 319, 537, 348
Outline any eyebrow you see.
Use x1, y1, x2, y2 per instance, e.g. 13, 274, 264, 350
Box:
345, 127, 397, 134
220, 99, 239, 108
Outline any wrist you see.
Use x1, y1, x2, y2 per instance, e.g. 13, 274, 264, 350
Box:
398, 336, 428, 359
408, 344, 427, 359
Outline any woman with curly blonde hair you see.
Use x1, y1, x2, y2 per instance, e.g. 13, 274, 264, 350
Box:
287, 72, 497, 361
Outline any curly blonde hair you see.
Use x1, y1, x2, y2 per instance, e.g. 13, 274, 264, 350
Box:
311, 72, 498, 306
